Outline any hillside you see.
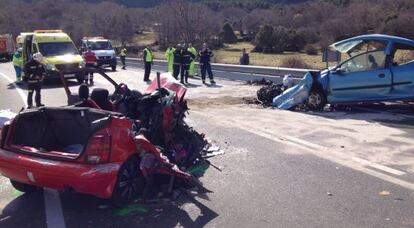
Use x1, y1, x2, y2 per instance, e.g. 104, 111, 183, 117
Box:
82, 0, 309, 8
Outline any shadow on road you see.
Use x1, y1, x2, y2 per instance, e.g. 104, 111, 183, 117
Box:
0, 191, 46, 228
307, 103, 414, 132
6, 80, 80, 91
59, 190, 218, 227
0, 189, 218, 227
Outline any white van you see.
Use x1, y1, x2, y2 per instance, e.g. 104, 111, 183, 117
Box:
81, 37, 117, 71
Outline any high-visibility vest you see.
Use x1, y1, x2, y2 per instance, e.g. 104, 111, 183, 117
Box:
119, 48, 127, 56
188, 47, 197, 56
165, 47, 175, 59
144, 48, 153, 62
12, 52, 23, 67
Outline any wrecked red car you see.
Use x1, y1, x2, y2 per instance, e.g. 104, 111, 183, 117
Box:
0, 70, 209, 206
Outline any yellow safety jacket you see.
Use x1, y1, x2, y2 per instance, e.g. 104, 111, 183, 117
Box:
188, 47, 197, 56
119, 48, 127, 57
12, 52, 23, 67
144, 48, 153, 63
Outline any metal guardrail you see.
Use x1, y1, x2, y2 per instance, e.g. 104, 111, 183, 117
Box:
120, 57, 319, 80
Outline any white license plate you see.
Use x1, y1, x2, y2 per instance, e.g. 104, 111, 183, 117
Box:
64, 74, 75, 78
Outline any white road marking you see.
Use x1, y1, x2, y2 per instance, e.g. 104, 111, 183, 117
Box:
44, 188, 66, 228
193, 111, 414, 191
0, 70, 66, 228
352, 157, 406, 176
0, 72, 28, 107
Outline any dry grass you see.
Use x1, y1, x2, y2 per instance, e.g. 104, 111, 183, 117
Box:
130, 31, 157, 46
214, 42, 326, 69
125, 35, 328, 69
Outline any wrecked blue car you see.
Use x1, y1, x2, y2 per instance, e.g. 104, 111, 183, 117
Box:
273, 34, 414, 110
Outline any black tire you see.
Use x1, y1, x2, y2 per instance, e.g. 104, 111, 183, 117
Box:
111, 65, 116, 71
307, 88, 327, 111
10, 180, 39, 193
111, 156, 146, 207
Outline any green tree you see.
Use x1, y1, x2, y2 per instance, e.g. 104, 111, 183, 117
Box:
255, 24, 274, 53
272, 26, 288, 53
221, 22, 238, 43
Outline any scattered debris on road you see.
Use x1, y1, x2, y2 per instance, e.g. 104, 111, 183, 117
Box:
327, 192, 333, 196
379, 190, 391, 196
257, 84, 284, 106
246, 78, 273, 86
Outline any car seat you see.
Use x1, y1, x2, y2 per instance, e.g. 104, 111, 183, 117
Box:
77, 84, 102, 109
90, 88, 115, 111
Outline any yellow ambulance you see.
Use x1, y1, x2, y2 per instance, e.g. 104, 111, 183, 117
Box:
20, 30, 85, 82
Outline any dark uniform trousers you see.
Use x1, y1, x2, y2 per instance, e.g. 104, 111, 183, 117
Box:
173, 64, 181, 79
200, 63, 214, 81
144, 62, 151, 81
27, 81, 42, 106
181, 64, 190, 83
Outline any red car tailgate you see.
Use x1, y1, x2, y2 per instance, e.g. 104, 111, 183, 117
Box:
0, 148, 120, 199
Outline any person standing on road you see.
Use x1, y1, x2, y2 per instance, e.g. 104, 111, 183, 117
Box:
12, 48, 23, 84
239, 48, 250, 65
143, 46, 153, 82
172, 44, 183, 80
180, 43, 195, 84
83, 47, 97, 85
119, 45, 127, 70
198, 43, 215, 84
165, 44, 175, 73
187, 43, 197, 77
24, 53, 45, 108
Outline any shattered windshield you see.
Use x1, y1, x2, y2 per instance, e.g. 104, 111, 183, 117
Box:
38, 42, 79, 57
87, 41, 112, 50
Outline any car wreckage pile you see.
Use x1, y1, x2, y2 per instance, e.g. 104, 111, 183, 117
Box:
0, 73, 223, 207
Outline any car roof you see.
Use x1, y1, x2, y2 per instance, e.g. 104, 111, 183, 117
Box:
331, 34, 414, 53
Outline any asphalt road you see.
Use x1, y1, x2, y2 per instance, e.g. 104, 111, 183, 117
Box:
0, 61, 414, 228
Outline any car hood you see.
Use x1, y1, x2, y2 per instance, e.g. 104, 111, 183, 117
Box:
44, 54, 83, 65
93, 50, 115, 57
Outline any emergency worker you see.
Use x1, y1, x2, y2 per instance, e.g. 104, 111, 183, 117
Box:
24, 53, 45, 108
119, 45, 127, 70
165, 44, 175, 73
143, 46, 153, 82
180, 43, 195, 84
12, 48, 23, 83
198, 43, 215, 84
187, 43, 197, 77
83, 47, 97, 84
172, 44, 183, 80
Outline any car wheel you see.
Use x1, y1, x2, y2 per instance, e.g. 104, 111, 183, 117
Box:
111, 65, 116, 71
307, 89, 327, 111
111, 156, 146, 207
10, 180, 39, 193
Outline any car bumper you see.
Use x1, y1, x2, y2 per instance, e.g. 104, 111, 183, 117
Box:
97, 58, 117, 66
0, 148, 120, 199
45, 69, 83, 80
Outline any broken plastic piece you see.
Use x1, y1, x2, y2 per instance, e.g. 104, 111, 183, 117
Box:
272, 72, 314, 110
379, 190, 391, 196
